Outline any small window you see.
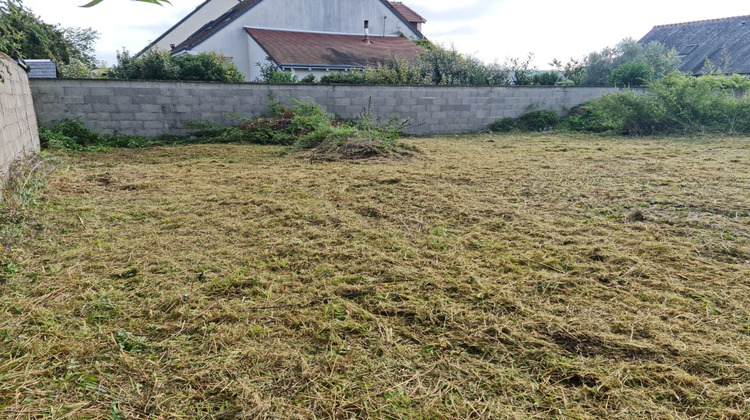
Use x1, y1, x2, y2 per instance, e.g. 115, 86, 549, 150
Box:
678, 44, 698, 56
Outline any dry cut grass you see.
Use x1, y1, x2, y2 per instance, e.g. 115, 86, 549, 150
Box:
1, 134, 750, 419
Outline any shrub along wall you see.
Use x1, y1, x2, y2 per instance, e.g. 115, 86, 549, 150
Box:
29, 79, 633, 137
0, 54, 40, 181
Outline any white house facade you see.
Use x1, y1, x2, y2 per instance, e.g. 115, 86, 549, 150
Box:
141, 0, 427, 81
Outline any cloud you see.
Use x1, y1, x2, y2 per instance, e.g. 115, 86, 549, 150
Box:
430, 25, 479, 38
414, 1, 504, 22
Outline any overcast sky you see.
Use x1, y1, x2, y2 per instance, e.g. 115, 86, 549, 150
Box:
22, 0, 750, 68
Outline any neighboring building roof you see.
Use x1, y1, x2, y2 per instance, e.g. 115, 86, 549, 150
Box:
172, 0, 262, 52
172, 0, 423, 53
24, 59, 57, 78
639, 15, 750, 75
137, 0, 215, 56
246, 27, 423, 69
389, 2, 426, 24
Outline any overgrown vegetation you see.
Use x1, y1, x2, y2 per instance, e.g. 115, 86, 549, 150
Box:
39, 99, 413, 159
2, 135, 749, 418
491, 72, 750, 136
108, 48, 245, 82
579, 38, 680, 86
263, 44, 553, 86
259, 39, 677, 88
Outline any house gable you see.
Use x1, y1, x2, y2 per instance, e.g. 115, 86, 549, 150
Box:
138, 0, 243, 55
639, 15, 750, 75
171, 0, 424, 54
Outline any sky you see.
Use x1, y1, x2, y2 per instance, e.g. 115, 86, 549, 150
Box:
22, 0, 750, 69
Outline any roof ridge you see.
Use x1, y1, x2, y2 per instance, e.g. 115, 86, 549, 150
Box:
652, 14, 750, 29
137, 0, 214, 56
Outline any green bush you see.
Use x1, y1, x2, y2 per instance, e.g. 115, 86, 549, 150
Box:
489, 117, 517, 133
607, 61, 654, 87
52, 119, 101, 146
109, 49, 245, 82
517, 110, 559, 131
319, 71, 368, 84
563, 72, 750, 135
300, 74, 316, 83
489, 110, 559, 133
38, 125, 79, 149
172, 52, 244, 82
39, 119, 154, 150
530, 72, 561, 86
264, 70, 298, 83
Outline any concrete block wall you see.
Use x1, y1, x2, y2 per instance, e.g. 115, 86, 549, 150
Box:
30, 79, 628, 137
1, 54, 40, 181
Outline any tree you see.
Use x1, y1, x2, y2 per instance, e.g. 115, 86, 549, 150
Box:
607, 60, 654, 87
0, 0, 99, 77
550, 58, 585, 86
0, 0, 26, 60
580, 38, 679, 86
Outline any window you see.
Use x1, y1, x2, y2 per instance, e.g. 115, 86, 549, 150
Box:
678, 44, 698, 56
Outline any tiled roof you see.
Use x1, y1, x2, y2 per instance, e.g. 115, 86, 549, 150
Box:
652, 14, 750, 29
639, 14, 750, 75
138, 0, 214, 56
172, 0, 423, 53
172, 0, 263, 52
246, 28, 423, 68
25, 59, 57, 78
389, 2, 426, 24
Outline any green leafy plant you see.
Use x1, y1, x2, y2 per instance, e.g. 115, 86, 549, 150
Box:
109, 49, 244, 82
489, 109, 559, 133
580, 38, 679, 86
530, 71, 561, 86
488, 117, 517, 133
0, 0, 99, 78
562, 72, 750, 135
607, 61, 654, 87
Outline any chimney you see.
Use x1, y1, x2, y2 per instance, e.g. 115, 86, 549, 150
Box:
363, 20, 372, 43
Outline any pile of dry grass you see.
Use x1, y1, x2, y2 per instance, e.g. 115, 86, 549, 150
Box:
1, 135, 749, 418
303, 138, 419, 161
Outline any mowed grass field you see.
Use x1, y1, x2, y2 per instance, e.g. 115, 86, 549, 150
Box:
1, 134, 750, 419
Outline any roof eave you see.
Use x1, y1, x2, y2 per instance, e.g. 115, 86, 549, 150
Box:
380, 0, 424, 39
137, 0, 214, 56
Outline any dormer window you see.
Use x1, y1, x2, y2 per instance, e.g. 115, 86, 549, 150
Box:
678, 44, 698, 56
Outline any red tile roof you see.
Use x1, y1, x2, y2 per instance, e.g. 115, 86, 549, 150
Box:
389, 2, 426, 24
246, 28, 424, 68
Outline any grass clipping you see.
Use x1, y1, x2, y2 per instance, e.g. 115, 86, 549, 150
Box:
2, 134, 750, 418
283, 100, 418, 161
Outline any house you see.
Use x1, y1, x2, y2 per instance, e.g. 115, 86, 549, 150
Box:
639, 15, 750, 75
140, 0, 427, 81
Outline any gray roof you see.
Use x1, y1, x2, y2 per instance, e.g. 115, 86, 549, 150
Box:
639, 15, 750, 75
24, 59, 57, 78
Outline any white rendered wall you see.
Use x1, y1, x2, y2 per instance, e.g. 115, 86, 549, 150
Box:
193, 0, 421, 79
152, 0, 241, 51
